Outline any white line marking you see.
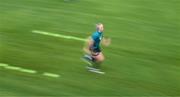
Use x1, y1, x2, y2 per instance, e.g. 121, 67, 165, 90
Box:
0, 63, 8, 67
32, 30, 87, 42
18, 68, 37, 74
4, 65, 20, 70
0, 63, 60, 78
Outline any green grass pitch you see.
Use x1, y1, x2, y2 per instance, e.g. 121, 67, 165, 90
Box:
0, 0, 180, 96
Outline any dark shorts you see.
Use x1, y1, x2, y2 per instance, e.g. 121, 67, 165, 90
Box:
90, 47, 101, 56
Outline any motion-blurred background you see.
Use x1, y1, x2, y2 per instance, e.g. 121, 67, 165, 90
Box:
0, 0, 180, 96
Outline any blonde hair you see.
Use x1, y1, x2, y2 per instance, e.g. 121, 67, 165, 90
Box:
96, 23, 103, 31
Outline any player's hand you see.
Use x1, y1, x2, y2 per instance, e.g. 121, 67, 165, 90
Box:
102, 37, 111, 47
83, 47, 91, 54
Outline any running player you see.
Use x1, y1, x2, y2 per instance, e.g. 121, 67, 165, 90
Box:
82, 23, 111, 74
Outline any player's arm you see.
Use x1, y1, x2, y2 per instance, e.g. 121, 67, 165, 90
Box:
102, 37, 111, 47
83, 36, 94, 54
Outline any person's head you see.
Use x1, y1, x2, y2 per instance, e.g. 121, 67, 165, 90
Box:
96, 23, 104, 32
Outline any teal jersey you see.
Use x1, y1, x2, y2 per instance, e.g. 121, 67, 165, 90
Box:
91, 31, 103, 51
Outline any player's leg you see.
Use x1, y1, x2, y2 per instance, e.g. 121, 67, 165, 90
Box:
83, 52, 105, 74
82, 47, 105, 70
82, 54, 93, 67
92, 52, 105, 69
93, 52, 104, 62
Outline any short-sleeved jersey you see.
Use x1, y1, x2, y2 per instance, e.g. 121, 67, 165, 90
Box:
91, 31, 103, 52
